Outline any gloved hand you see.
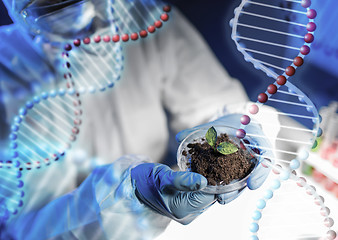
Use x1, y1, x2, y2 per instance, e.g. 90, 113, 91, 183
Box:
176, 114, 272, 191
131, 163, 219, 225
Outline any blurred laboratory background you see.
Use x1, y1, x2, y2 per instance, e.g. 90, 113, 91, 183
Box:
1, 0, 336, 199
0, 0, 337, 238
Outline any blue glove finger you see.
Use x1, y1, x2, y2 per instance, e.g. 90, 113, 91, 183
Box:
169, 191, 216, 223
246, 128, 274, 190
216, 191, 238, 205
216, 186, 246, 205
247, 161, 271, 190
150, 164, 208, 192
172, 171, 208, 192
131, 163, 217, 224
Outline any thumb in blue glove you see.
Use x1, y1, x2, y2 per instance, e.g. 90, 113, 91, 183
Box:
131, 163, 216, 225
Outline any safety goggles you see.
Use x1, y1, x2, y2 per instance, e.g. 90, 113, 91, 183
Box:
20, 0, 85, 18
19, 0, 92, 36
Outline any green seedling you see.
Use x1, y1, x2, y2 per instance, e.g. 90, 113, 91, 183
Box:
206, 126, 238, 155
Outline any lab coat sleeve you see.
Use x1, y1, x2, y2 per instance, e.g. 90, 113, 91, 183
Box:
158, 10, 249, 133
5, 155, 171, 240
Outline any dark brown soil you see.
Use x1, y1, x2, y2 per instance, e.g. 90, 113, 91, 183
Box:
183, 133, 255, 186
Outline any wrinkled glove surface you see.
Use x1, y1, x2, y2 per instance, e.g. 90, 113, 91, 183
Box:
131, 163, 217, 224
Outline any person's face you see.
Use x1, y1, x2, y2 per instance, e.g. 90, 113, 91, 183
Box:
4, 0, 114, 41
4, 0, 161, 42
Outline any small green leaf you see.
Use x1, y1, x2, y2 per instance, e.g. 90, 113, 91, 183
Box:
206, 126, 217, 148
217, 142, 238, 155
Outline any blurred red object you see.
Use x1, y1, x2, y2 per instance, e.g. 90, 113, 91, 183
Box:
312, 168, 326, 183
324, 178, 336, 191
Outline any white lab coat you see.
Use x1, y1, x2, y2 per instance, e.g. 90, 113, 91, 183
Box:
1, 8, 250, 240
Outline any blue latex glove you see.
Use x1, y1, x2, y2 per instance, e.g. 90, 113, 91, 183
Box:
176, 114, 272, 191
131, 163, 218, 225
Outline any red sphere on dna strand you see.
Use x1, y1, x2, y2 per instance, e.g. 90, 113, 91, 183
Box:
231, 0, 336, 238
62, 0, 171, 94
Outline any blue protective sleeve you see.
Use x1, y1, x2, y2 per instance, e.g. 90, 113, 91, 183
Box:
4, 155, 171, 240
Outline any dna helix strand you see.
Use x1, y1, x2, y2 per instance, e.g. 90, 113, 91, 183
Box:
110, 0, 171, 41
0, 164, 24, 223
62, 38, 124, 94
0, 62, 83, 224
0, 0, 171, 226
61, 1, 171, 93
230, 0, 336, 239
8, 88, 83, 170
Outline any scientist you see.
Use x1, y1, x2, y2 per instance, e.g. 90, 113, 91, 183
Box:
0, 0, 272, 239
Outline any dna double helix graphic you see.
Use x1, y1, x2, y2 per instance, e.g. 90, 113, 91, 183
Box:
0, 0, 171, 226
230, 0, 336, 239
0, 62, 83, 223
61, 1, 171, 93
